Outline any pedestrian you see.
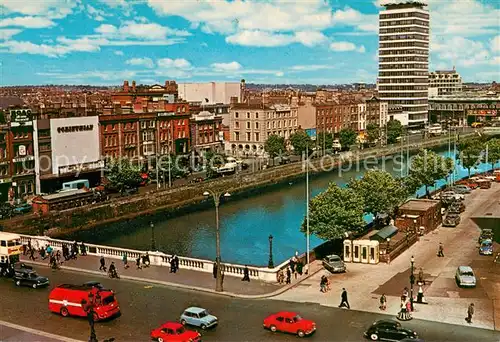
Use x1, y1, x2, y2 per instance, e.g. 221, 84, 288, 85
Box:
405, 299, 412, 313
437, 242, 444, 257
466, 303, 474, 323
379, 294, 387, 311
277, 270, 284, 284
29, 247, 36, 261
289, 257, 296, 274
286, 267, 291, 284
122, 253, 129, 269
296, 261, 303, 277
242, 265, 250, 282
62, 244, 69, 261
142, 253, 150, 268
80, 242, 87, 256
402, 287, 409, 301
27, 239, 32, 254
99, 256, 106, 271
170, 256, 176, 273
213, 261, 217, 279
339, 288, 350, 309
418, 267, 425, 285
136, 256, 142, 270
173, 255, 179, 273
320, 275, 327, 293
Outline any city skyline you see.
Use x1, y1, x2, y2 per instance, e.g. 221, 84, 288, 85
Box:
0, 0, 499, 86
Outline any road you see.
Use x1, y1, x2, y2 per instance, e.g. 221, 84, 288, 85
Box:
0, 267, 498, 342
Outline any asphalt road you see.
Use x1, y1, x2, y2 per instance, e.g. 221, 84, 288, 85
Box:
0, 266, 498, 342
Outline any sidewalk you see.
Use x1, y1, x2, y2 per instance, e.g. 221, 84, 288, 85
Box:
274, 183, 500, 331
21, 253, 323, 299
0, 320, 82, 342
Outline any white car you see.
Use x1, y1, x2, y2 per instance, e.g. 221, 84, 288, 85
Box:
440, 191, 464, 201
455, 266, 476, 288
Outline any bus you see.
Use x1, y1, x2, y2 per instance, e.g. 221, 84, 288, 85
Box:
428, 124, 443, 136
0, 232, 23, 277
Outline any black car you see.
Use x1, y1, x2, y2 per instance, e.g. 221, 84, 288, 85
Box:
364, 320, 418, 341
13, 269, 49, 289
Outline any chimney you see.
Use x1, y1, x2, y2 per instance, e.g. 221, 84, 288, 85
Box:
240, 79, 246, 103
123, 80, 129, 92
132, 80, 136, 92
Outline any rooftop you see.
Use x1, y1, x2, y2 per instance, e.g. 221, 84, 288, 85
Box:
399, 199, 440, 212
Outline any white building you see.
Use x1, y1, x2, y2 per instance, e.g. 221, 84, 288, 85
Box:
429, 69, 463, 96
378, 1, 429, 127
178, 82, 241, 104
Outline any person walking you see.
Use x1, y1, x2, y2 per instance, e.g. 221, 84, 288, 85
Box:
80, 242, 87, 256
339, 288, 350, 309
285, 267, 291, 284
379, 294, 387, 311
466, 303, 474, 323
418, 267, 425, 285
136, 256, 142, 270
29, 247, 36, 261
173, 255, 179, 273
213, 261, 218, 279
320, 275, 327, 293
437, 242, 444, 257
242, 265, 250, 282
99, 256, 106, 272
122, 253, 129, 269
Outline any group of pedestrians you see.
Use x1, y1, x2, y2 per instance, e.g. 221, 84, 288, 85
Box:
23, 239, 87, 270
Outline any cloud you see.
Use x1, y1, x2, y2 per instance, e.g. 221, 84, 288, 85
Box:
0, 0, 77, 19
332, 6, 378, 33
95, 21, 191, 41
330, 41, 366, 53
114, 50, 124, 56
126, 57, 155, 69
0, 16, 55, 29
85, 4, 108, 22
211, 61, 242, 71
226, 30, 294, 47
290, 64, 335, 71
157, 58, 192, 70
294, 31, 328, 47
432, 36, 492, 68
491, 36, 500, 53
0, 28, 22, 40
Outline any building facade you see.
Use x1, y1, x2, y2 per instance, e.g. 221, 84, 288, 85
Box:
112, 80, 178, 107
429, 69, 463, 96
178, 82, 241, 105
378, 1, 429, 127
190, 111, 224, 153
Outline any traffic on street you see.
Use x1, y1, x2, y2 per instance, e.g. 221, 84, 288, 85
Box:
0, 267, 498, 342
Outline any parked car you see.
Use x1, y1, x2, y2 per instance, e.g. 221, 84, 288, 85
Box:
180, 307, 218, 330
447, 200, 465, 213
151, 322, 201, 342
451, 185, 471, 194
121, 187, 138, 196
13, 269, 49, 289
13, 203, 32, 215
479, 239, 493, 256
322, 254, 346, 273
455, 266, 477, 288
478, 229, 493, 243
263, 311, 316, 337
442, 213, 461, 227
364, 320, 418, 341
441, 191, 464, 201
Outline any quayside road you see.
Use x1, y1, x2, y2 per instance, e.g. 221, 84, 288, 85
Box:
1, 268, 499, 342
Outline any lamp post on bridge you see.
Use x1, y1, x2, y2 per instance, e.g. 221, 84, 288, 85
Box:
203, 189, 231, 292
410, 255, 415, 311
150, 222, 156, 251
268, 234, 274, 268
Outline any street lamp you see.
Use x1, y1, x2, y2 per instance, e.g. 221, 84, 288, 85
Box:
150, 222, 156, 251
268, 234, 274, 268
203, 190, 231, 292
410, 255, 415, 311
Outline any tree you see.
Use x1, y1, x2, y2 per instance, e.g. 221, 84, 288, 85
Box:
264, 134, 286, 157
301, 183, 365, 240
409, 149, 454, 197
386, 120, 403, 144
105, 158, 143, 193
157, 154, 189, 182
338, 128, 357, 150
204, 150, 225, 179
348, 169, 404, 218
317, 132, 334, 151
289, 130, 312, 155
366, 123, 380, 144
485, 138, 500, 171
457, 137, 484, 177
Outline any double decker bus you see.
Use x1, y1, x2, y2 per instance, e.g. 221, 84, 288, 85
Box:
0, 232, 23, 277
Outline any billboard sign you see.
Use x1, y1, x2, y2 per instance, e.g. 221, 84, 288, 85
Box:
467, 109, 497, 116
10, 109, 33, 126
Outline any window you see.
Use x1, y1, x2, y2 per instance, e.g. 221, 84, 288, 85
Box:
247, 112, 250, 119
149, 120, 156, 128
235, 121, 239, 129
255, 122, 259, 129
255, 132, 260, 141
246, 122, 250, 129
235, 112, 239, 118
246, 132, 251, 141
234, 132, 240, 141
267, 122, 270, 129
255, 112, 259, 119
142, 144, 154, 155
141, 121, 147, 129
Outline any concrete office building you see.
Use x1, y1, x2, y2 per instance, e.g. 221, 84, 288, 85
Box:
378, 1, 430, 127
429, 69, 463, 96
178, 82, 241, 105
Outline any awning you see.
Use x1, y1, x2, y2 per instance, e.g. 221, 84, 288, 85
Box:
370, 225, 398, 241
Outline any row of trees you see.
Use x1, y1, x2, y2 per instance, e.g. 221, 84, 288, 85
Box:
458, 136, 500, 176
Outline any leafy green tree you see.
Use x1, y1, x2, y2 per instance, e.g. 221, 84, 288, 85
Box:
366, 123, 380, 144
317, 132, 333, 151
386, 120, 403, 144
457, 137, 484, 177
485, 138, 500, 171
302, 183, 365, 240
409, 149, 454, 197
105, 158, 143, 193
264, 134, 286, 157
157, 154, 189, 181
289, 130, 312, 155
204, 150, 225, 179
338, 128, 357, 150
348, 169, 403, 218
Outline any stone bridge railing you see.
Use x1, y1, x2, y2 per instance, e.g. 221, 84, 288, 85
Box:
18, 234, 289, 283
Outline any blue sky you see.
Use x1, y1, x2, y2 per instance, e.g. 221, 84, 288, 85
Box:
0, 0, 498, 86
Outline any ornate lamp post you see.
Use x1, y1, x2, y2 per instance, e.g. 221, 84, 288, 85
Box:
410, 255, 415, 311
268, 234, 274, 268
203, 190, 231, 292
150, 222, 156, 251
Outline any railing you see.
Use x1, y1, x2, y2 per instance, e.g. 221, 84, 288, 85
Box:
17, 234, 289, 282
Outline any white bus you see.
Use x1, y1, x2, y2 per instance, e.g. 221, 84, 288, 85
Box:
428, 124, 443, 136
0, 232, 23, 276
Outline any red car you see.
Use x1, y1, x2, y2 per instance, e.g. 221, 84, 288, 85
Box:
151, 322, 201, 342
263, 311, 316, 337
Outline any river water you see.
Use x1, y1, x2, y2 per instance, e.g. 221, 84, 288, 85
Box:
73, 147, 498, 266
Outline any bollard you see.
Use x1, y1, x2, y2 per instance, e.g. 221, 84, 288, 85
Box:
416, 285, 427, 304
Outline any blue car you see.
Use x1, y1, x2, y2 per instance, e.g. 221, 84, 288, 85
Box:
180, 307, 218, 330
479, 239, 493, 255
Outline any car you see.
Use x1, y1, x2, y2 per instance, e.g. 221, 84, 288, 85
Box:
451, 185, 471, 194
455, 266, 477, 288
479, 239, 493, 255
263, 311, 316, 338
13, 269, 49, 288
180, 307, 218, 329
478, 229, 493, 243
364, 320, 418, 341
82, 281, 111, 291
442, 213, 460, 227
13, 203, 32, 215
447, 201, 465, 213
322, 254, 346, 273
151, 322, 201, 342
484, 175, 496, 181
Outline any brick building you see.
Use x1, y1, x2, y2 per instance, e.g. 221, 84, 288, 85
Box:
190, 111, 224, 153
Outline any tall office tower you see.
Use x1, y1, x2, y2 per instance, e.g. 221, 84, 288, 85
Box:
378, 1, 429, 127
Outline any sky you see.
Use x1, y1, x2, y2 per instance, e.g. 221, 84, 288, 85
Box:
0, 0, 498, 86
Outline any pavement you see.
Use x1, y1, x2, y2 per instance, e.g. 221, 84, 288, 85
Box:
19, 253, 322, 298
274, 182, 500, 331
0, 267, 498, 342
0, 320, 82, 342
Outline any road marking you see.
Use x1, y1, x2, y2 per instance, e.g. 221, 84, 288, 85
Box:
0, 320, 84, 342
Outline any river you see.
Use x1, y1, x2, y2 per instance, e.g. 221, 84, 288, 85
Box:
71, 147, 499, 266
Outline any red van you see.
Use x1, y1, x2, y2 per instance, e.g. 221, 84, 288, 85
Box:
49, 284, 120, 321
